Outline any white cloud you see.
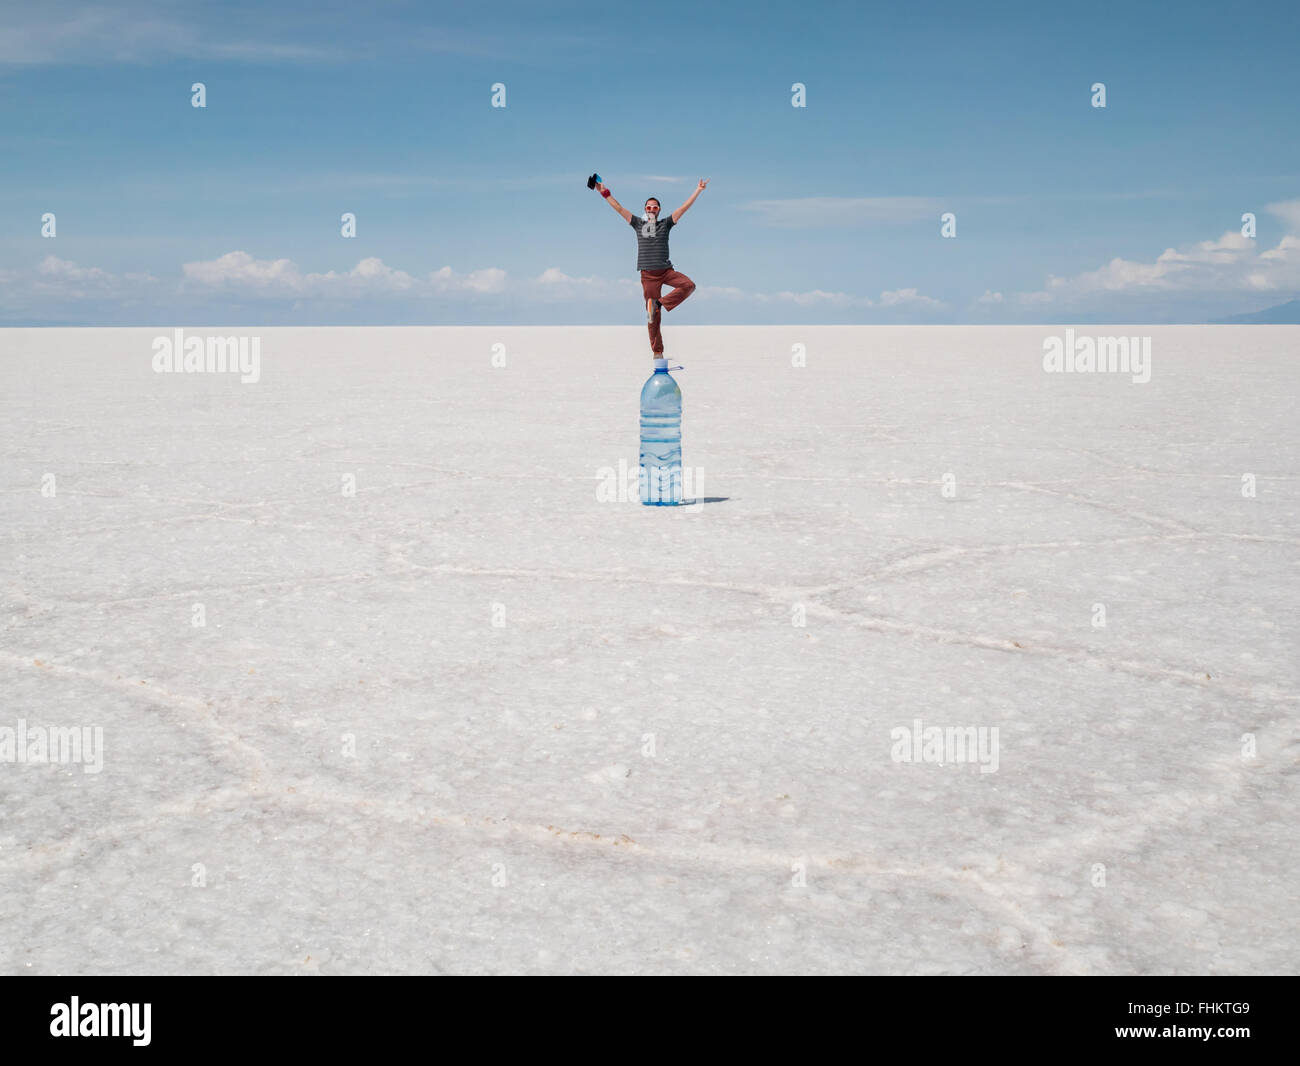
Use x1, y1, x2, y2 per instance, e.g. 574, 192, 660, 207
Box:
1012, 200, 1300, 306
4, 252, 946, 319
181, 252, 504, 298
431, 265, 506, 294
30, 255, 156, 292
0, 256, 158, 317
534, 267, 599, 286
740, 197, 942, 228
976, 290, 1004, 304
771, 289, 872, 308
37, 255, 111, 283
182, 251, 302, 290
878, 287, 946, 310
699, 285, 872, 307
699, 284, 945, 312
699, 284, 945, 311
530, 268, 639, 300
17, 253, 642, 307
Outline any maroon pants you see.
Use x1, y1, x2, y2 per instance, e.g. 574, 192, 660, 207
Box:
641, 268, 695, 354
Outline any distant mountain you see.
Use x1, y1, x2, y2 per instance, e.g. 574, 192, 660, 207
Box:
1211, 298, 1300, 324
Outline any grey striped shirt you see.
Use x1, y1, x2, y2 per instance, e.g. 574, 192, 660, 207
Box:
629, 213, 675, 271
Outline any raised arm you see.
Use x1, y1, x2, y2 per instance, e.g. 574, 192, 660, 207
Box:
594, 180, 633, 222
672, 178, 708, 223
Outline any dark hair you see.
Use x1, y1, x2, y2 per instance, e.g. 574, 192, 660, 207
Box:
645, 197, 660, 208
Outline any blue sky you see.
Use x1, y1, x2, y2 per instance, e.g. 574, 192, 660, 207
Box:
2, 0, 1299, 324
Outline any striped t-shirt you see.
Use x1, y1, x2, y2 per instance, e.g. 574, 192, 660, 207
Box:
629, 213, 675, 272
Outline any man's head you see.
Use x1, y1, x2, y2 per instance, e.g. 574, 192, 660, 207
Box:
644, 198, 661, 218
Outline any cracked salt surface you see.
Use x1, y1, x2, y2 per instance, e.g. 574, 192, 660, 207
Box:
2, 325, 1297, 974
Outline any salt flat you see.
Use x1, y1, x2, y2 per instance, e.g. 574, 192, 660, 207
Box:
2, 325, 1297, 975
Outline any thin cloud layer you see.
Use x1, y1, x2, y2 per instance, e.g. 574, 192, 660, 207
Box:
0, 5, 347, 66
1, 252, 962, 322
0, 2, 592, 67
740, 197, 943, 228
700, 285, 946, 311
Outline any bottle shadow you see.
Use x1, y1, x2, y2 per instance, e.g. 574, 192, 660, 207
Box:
681, 496, 731, 505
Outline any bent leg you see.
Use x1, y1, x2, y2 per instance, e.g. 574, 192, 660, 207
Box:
641, 270, 667, 354
658, 269, 696, 312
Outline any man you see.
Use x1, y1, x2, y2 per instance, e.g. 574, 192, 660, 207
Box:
592, 177, 708, 359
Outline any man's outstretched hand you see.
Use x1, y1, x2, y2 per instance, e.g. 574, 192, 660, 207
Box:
670, 179, 708, 223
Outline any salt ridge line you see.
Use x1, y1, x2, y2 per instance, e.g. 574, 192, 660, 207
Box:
0, 650, 272, 782
7, 779, 1098, 974
804, 533, 1207, 592
386, 555, 1300, 704
5, 525, 1293, 699
12, 446, 1297, 494
0, 749, 1090, 974
5, 462, 1291, 540
1004, 480, 1196, 534
6, 538, 1291, 700
3, 510, 323, 542
8, 652, 1283, 975
21, 740, 1270, 976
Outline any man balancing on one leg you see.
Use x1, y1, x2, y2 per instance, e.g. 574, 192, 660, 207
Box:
589, 175, 708, 360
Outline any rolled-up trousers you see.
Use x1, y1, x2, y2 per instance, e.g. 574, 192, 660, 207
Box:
640, 268, 695, 354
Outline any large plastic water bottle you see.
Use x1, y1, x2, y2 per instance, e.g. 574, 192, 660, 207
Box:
639, 358, 682, 505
